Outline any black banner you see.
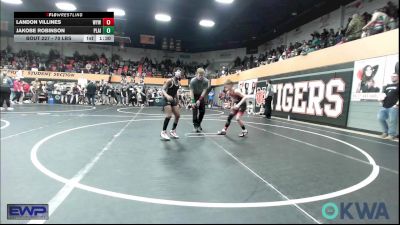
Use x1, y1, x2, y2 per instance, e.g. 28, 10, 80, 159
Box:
255, 69, 353, 127
14, 12, 113, 18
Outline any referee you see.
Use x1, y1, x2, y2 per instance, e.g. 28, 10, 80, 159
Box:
190, 68, 210, 132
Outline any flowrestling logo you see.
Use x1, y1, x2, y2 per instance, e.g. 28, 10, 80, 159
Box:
321, 202, 389, 220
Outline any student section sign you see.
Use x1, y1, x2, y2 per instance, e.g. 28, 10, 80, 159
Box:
1, 69, 109, 81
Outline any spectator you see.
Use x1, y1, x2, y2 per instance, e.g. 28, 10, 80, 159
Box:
386, 1, 399, 21
70, 83, 79, 104
12, 77, 23, 104
22, 80, 31, 103
321, 28, 330, 48
107, 83, 115, 105
310, 31, 321, 50
377, 62, 399, 141
334, 27, 344, 44
46, 80, 54, 100
0, 71, 14, 111
86, 81, 97, 107
361, 12, 373, 27
114, 85, 122, 105
120, 82, 129, 106
41, 82, 47, 101
387, 17, 398, 30
60, 82, 67, 104
329, 28, 336, 38
386, 1, 399, 30
300, 41, 310, 55
362, 8, 389, 36
345, 13, 365, 42
208, 88, 215, 108
101, 82, 109, 105
31, 78, 40, 103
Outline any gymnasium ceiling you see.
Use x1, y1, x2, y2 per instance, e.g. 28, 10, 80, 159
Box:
1, 0, 354, 52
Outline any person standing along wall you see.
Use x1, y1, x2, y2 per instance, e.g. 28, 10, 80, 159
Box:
70, 83, 79, 104
345, 13, 365, 42
208, 88, 215, 108
377, 62, 399, 141
22, 81, 30, 103
264, 80, 275, 119
0, 71, 14, 111
32, 78, 40, 103
12, 77, 23, 104
46, 81, 54, 101
86, 81, 97, 107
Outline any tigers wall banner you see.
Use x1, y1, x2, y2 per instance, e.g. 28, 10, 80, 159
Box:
255, 70, 353, 127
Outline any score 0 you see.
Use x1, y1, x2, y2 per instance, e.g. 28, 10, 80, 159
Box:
102, 18, 114, 35
102, 18, 114, 26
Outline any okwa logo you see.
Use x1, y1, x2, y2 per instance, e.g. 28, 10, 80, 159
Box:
322, 202, 389, 220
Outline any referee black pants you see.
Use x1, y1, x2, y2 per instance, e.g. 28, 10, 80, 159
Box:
0, 87, 11, 108
264, 96, 273, 118
193, 94, 206, 127
12, 91, 22, 103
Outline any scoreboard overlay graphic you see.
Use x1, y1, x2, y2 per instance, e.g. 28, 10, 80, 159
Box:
14, 12, 114, 42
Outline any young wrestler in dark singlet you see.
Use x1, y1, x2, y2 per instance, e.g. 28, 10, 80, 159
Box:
160, 68, 182, 141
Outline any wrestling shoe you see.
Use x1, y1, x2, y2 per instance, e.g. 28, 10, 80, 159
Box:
169, 130, 179, 139
217, 129, 227, 135
193, 126, 198, 133
239, 129, 248, 137
160, 131, 170, 141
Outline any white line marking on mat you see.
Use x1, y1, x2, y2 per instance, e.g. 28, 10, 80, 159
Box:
205, 133, 321, 224
1, 127, 44, 140
266, 117, 398, 147
2, 106, 113, 141
186, 135, 222, 138
117, 107, 225, 117
1, 118, 75, 141
28, 108, 143, 224
244, 123, 398, 174
1, 119, 10, 129
30, 118, 379, 209
1, 105, 95, 114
